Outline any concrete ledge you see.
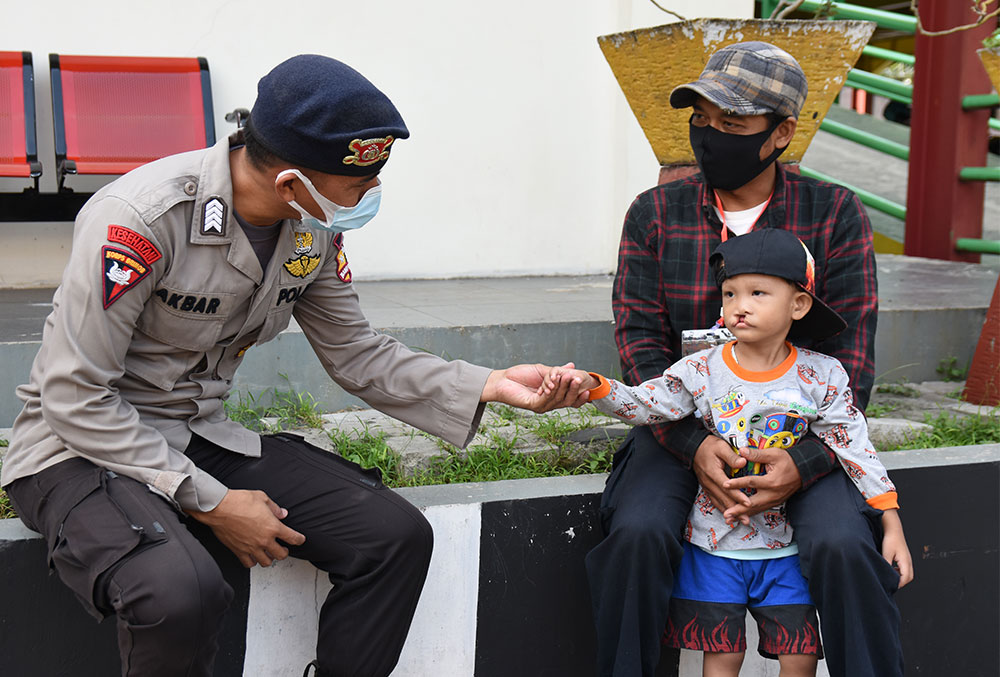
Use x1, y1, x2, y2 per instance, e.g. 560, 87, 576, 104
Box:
2, 444, 997, 676
1, 257, 997, 426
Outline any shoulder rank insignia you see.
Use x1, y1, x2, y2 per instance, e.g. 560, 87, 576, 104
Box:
342, 137, 394, 167
202, 197, 227, 236
292, 230, 314, 254
107, 225, 162, 264
102, 246, 151, 309
283, 254, 321, 278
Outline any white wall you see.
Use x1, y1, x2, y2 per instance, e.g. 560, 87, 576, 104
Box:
0, 0, 751, 285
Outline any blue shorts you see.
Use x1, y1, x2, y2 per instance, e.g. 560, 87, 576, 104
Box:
663, 542, 823, 658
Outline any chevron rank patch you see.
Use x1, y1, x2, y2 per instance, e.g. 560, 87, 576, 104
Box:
102, 246, 151, 309
107, 225, 162, 264
202, 197, 227, 236
283, 254, 321, 278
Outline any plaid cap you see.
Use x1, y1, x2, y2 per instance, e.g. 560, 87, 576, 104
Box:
710, 229, 847, 342
670, 41, 807, 118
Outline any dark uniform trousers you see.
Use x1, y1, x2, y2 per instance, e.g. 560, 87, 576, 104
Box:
7, 432, 433, 677
585, 426, 904, 677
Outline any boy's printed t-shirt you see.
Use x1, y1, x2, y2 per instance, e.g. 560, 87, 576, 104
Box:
589, 341, 897, 553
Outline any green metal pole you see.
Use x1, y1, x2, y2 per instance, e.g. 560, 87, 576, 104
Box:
862, 45, 915, 65
848, 69, 914, 99
798, 166, 907, 220
760, 0, 780, 18
989, 118, 1000, 132
843, 77, 913, 105
955, 238, 1000, 255
962, 93, 1000, 109
795, 0, 917, 32
959, 167, 1000, 182
819, 118, 910, 160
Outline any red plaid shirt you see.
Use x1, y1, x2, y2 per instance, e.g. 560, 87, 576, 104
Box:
613, 163, 877, 487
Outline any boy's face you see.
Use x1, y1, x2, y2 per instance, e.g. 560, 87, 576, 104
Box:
720, 274, 812, 343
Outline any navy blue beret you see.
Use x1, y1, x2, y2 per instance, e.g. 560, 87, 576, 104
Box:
246, 54, 409, 176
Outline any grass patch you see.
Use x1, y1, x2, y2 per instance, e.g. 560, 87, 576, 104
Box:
0, 458, 14, 519
866, 401, 900, 418
875, 382, 920, 398
327, 421, 616, 489
884, 411, 1000, 451
225, 381, 325, 432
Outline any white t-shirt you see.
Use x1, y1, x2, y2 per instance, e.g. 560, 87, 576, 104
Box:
715, 201, 768, 236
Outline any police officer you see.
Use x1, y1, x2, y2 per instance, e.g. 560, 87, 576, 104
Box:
1, 54, 585, 677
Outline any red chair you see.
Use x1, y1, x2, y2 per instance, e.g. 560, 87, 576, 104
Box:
49, 54, 215, 190
0, 51, 42, 190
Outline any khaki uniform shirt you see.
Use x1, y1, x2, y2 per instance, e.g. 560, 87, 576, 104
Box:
2, 135, 490, 512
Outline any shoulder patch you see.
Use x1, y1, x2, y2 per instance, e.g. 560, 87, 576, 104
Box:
336, 247, 352, 283
202, 197, 227, 236
102, 246, 151, 309
107, 225, 162, 264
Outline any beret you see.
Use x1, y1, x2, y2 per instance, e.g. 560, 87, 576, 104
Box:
246, 54, 409, 176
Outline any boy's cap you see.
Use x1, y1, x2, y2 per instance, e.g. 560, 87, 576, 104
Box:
246, 54, 409, 177
669, 41, 807, 119
710, 228, 847, 342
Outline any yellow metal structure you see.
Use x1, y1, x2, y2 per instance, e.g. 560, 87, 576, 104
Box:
598, 18, 876, 166
978, 47, 1000, 93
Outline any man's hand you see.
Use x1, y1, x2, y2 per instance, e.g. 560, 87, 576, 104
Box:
481, 363, 590, 412
188, 489, 306, 568
722, 446, 803, 524
692, 436, 751, 518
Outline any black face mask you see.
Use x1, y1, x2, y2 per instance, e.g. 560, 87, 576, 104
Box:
689, 116, 788, 191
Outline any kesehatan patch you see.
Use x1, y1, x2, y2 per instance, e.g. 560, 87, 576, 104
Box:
102, 246, 151, 309
283, 254, 321, 278
107, 225, 162, 264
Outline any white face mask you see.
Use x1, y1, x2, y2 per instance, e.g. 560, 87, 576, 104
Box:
276, 168, 381, 233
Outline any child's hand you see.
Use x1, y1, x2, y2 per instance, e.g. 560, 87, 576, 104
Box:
880, 509, 913, 588
538, 366, 598, 407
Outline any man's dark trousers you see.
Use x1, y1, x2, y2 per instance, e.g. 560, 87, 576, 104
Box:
585, 426, 903, 677
7, 432, 433, 677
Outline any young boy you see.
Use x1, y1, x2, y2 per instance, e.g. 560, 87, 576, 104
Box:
543, 228, 913, 677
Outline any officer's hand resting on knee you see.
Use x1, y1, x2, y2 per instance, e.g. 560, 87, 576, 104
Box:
692, 436, 752, 516
722, 446, 803, 525
188, 489, 307, 568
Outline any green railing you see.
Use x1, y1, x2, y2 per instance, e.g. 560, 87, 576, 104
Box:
763, 0, 998, 254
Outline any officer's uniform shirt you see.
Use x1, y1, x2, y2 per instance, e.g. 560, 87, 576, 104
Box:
1, 134, 490, 512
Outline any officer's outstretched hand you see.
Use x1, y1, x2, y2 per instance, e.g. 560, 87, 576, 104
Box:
483, 363, 590, 413
189, 489, 307, 568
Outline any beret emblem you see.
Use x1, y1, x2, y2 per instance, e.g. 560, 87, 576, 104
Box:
342, 136, 394, 167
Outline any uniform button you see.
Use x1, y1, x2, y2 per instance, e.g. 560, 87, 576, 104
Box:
183, 181, 197, 195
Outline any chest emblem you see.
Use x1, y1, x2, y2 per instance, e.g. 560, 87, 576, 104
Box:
102, 246, 151, 309
342, 136, 394, 167
284, 254, 321, 278
293, 230, 314, 254
202, 197, 227, 236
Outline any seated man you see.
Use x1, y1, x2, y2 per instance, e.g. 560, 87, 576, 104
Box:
586, 42, 901, 677
1, 54, 587, 677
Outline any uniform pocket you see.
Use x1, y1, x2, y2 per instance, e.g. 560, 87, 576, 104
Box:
48, 470, 170, 619
137, 288, 233, 352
